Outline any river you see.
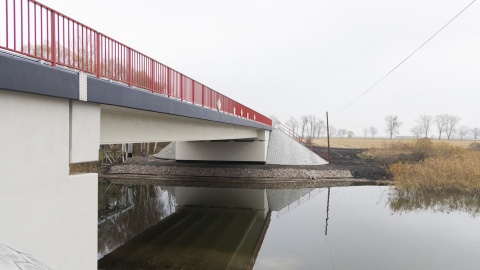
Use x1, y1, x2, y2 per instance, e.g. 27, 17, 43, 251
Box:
97, 181, 480, 269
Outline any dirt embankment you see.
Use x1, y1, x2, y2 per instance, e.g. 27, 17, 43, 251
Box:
313, 146, 390, 180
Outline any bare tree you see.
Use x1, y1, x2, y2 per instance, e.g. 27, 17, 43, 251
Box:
328, 126, 337, 137
385, 115, 402, 139
410, 125, 424, 139
363, 127, 368, 139
445, 115, 460, 140
300, 116, 309, 138
315, 119, 325, 138
458, 126, 470, 140
472, 127, 480, 140
308, 115, 316, 139
320, 121, 327, 138
369, 126, 378, 138
286, 117, 299, 134
435, 114, 449, 139
337, 129, 347, 138
347, 131, 355, 139
416, 115, 433, 138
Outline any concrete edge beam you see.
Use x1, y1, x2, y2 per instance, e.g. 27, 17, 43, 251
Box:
87, 77, 271, 130
0, 51, 271, 131
0, 52, 79, 99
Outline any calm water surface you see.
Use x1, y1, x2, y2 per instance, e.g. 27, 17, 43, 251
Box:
98, 184, 480, 270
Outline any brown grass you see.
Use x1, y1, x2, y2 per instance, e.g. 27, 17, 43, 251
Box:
468, 142, 480, 150
390, 151, 480, 192
312, 137, 475, 149
386, 141, 480, 192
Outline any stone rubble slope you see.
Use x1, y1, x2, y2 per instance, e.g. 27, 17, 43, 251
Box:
109, 165, 351, 179
154, 142, 176, 160
266, 129, 328, 165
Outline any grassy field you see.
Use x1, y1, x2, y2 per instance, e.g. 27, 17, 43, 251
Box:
312, 137, 475, 149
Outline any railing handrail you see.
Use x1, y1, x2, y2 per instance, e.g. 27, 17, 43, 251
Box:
277, 123, 330, 161
1, 0, 272, 126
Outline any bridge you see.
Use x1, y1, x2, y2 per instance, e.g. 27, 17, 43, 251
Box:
0, 1, 275, 269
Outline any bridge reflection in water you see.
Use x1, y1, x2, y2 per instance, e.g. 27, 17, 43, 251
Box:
97, 183, 322, 270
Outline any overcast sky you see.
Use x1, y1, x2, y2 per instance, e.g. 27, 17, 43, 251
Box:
39, 0, 480, 137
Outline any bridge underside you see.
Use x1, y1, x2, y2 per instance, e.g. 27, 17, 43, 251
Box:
100, 105, 269, 163
100, 105, 263, 143
72, 102, 269, 163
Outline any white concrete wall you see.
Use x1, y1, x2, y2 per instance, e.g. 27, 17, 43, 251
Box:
175, 130, 270, 162
70, 101, 101, 163
100, 105, 259, 143
176, 141, 267, 162
0, 90, 97, 270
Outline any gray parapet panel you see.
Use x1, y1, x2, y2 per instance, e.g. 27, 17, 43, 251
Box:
0, 52, 79, 100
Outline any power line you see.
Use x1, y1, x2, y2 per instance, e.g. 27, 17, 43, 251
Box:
335, 0, 477, 114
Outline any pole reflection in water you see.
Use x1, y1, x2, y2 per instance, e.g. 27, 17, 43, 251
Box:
254, 186, 480, 270
325, 187, 330, 236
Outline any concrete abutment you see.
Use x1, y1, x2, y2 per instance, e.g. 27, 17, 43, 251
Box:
176, 130, 270, 163
0, 90, 98, 270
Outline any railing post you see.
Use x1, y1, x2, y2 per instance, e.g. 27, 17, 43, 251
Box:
95, 32, 100, 78
202, 85, 204, 107
50, 10, 56, 66
6, 0, 8, 48
127, 48, 131, 86
150, 59, 154, 93
180, 74, 183, 101
191, 80, 194, 105
13, 0, 16, 50
167, 68, 170, 97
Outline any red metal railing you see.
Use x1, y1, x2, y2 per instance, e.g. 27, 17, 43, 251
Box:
278, 123, 330, 161
0, 0, 272, 126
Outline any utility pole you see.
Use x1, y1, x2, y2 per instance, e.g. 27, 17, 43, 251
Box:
326, 111, 331, 163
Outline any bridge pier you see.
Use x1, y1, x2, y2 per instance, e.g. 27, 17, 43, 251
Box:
0, 90, 98, 270
70, 101, 101, 162
176, 130, 269, 163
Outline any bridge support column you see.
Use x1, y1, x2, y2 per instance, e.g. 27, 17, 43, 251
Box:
176, 130, 270, 163
70, 100, 101, 162
0, 90, 98, 270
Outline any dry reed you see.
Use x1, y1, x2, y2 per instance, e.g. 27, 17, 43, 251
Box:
389, 141, 480, 192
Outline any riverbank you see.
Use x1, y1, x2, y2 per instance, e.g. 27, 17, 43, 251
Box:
102, 145, 391, 189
